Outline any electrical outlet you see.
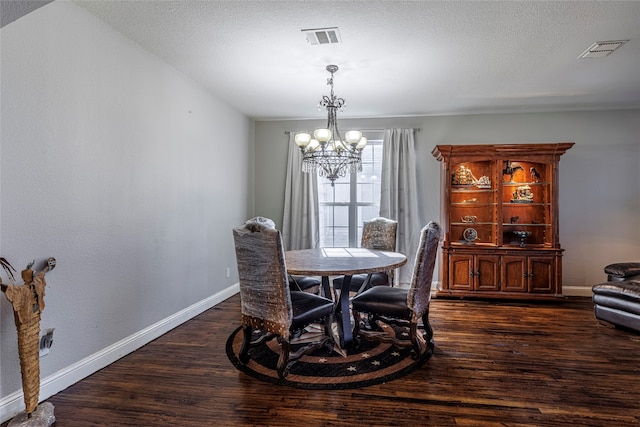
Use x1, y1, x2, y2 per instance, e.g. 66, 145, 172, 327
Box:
226, 267, 231, 278
39, 328, 55, 357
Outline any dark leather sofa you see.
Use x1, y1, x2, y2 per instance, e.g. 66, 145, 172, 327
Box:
592, 262, 640, 333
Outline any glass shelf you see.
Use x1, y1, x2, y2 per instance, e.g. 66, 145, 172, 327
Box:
451, 188, 495, 192
502, 223, 550, 227
503, 182, 550, 186
452, 202, 496, 206
503, 203, 549, 207
451, 222, 498, 228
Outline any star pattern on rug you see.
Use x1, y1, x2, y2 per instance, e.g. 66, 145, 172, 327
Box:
227, 325, 433, 390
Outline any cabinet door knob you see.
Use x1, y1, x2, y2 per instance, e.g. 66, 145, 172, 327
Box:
470, 270, 474, 277
476, 270, 480, 277
524, 272, 528, 278
529, 271, 534, 278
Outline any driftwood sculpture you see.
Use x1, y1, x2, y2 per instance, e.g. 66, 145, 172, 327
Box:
1, 257, 56, 424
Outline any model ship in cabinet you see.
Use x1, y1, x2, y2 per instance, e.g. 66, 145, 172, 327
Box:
432, 143, 574, 299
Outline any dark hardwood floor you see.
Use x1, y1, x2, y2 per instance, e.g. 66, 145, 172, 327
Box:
5, 294, 640, 426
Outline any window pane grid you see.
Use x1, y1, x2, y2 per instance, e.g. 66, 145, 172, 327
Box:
318, 139, 383, 248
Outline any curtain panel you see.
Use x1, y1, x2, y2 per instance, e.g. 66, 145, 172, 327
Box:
282, 133, 319, 250
380, 128, 422, 285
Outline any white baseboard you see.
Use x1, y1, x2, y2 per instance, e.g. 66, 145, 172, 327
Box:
0, 283, 239, 424
561, 286, 593, 297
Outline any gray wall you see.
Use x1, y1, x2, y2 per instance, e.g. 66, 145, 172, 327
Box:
255, 111, 640, 295
1, 0, 253, 411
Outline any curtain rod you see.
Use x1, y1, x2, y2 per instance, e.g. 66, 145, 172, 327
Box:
285, 128, 420, 135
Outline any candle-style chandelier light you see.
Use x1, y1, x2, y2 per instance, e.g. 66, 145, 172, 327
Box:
294, 65, 367, 186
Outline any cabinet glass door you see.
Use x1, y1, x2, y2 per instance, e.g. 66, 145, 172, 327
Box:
449, 161, 497, 246
500, 160, 550, 247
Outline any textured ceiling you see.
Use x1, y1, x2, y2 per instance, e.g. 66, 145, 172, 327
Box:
62, 1, 640, 120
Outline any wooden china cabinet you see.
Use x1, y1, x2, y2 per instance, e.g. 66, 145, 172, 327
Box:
432, 143, 574, 299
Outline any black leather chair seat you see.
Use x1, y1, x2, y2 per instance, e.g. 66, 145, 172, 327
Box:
333, 272, 389, 293
351, 286, 411, 319
290, 291, 334, 330
289, 276, 321, 293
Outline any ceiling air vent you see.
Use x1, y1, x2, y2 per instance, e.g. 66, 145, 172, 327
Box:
302, 27, 341, 45
578, 40, 628, 58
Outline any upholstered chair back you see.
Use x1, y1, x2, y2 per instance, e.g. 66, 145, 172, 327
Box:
361, 217, 398, 286
233, 217, 293, 339
407, 221, 442, 321
361, 217, 398, 251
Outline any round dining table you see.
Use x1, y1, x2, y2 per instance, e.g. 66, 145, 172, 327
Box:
285, 248, 407, 348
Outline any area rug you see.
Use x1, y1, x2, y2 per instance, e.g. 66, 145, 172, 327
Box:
226, 322, 433, 390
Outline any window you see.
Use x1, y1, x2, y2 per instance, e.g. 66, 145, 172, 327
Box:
318, 137, 383, 247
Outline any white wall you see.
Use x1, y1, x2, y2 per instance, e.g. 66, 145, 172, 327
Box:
255, 110, 640, 295
0, 1, 253, 419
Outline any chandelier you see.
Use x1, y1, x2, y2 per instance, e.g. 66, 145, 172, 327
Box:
294, 65, 367, 186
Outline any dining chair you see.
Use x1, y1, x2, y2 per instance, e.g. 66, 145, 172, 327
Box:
288, 275, 321, 295
333, 217, 398, 299
350, 221, 441, 357
233, 217, 334, 378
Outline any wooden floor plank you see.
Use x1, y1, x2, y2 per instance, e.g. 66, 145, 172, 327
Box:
3, 295, 640, 426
